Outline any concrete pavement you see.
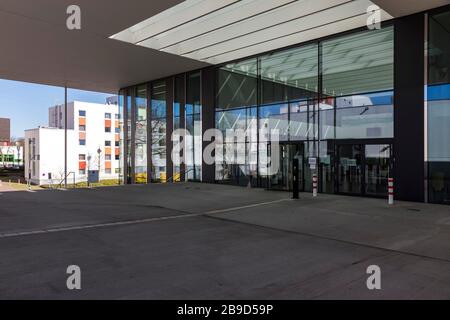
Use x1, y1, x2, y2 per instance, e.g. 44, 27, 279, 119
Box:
0, 183, 449, 299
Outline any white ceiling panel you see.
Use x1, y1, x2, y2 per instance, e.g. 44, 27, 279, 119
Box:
111, 0, 395, 65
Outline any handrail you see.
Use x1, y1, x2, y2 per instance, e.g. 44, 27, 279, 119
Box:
166, 168, 196, 183
57, 172, 76, 189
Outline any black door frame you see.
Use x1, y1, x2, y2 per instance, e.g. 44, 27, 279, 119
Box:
334, 139, 394, 198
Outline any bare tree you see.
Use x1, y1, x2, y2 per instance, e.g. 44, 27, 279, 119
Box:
11, 137, 24, 167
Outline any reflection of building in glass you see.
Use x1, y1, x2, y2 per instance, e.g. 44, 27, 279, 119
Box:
25, 100, 120, 185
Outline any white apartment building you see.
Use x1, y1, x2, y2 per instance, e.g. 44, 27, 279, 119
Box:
25, 101, 120, 185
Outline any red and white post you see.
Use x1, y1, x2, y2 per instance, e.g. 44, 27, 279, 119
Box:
312, 174, 318, 197
388, 177, 394, 205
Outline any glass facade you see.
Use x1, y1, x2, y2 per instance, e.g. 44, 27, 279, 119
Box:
428, 9, 450, 204
120, 12, 450, 205
214, 25, 394, 196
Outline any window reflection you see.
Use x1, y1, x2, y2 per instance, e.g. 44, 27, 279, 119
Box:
135, 85, 147, 183
151, 81, 167, 182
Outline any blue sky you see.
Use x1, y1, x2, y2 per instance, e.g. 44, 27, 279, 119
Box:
0, 79, 114, 138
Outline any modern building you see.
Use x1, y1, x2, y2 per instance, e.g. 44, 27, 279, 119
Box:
0, 118, 10, 144
0, 1, 449, 204
25, 101, 120, 185
113, 1, 450, 205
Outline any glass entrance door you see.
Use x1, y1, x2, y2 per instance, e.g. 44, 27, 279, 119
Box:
337, 143, 392, 196
338, 144, 363, 194
365, 144, 391, 197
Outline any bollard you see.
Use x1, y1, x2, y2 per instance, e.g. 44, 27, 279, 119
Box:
312, 174, 318, 197
388, 178, 394, 205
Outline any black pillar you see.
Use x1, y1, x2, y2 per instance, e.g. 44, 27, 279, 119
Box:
394, 13, 425, 202
202, 67, 216, 183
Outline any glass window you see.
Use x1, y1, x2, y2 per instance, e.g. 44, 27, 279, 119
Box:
105, 127, 111, 133
79, 139, 86, 146
260, 44, 318, 105
335, 91, 394, 139
105, 141, 111, 147
259, 104, 289, 142
118, 90, 125, 184
186, 72, 202, 181
79, 110, 86, 117
105, 113, 112, 119
126, 90, 133, 184
79, 125, 86, 131
79, 154, 86, 161
151, 80, 167, 182
135, 84, 148, 184
216, 59, 257, 110
105, 155, 112, 161
173, 74, 184, 182
322, 26, 394, 96
428, 9, 450, 204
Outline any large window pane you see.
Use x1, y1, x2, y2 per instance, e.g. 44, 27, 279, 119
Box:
216, 59, 257, 110
135, 85, 147, 184
260, 44, 318, 105
151, 80, 167, 182
335, 91, 394, 139
118, 90, 125, 184
428, 8, 450, 204
322, 26, 394, 96
186, 72, 202, 181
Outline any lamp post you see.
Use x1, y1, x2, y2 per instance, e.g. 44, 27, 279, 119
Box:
97, 148, 102, 183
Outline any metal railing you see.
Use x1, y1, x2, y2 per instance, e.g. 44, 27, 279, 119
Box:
57, 172, 76, 189
166, 168, 196, 183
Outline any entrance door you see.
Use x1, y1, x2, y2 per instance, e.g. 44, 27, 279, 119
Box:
338, 144, 363, 194
365, 144, 391, 197
337, 143, 392, 197
268, 143, 304, 191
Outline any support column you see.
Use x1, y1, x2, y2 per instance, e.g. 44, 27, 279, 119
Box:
394, 13, 425, 202
64, 86, 68, 189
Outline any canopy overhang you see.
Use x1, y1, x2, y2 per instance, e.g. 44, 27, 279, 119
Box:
0, 0, 448, 93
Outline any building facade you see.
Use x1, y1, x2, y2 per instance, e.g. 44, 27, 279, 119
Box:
119, 4, 450, 205
25, 101, 120, 185
0, 118, 10, 144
